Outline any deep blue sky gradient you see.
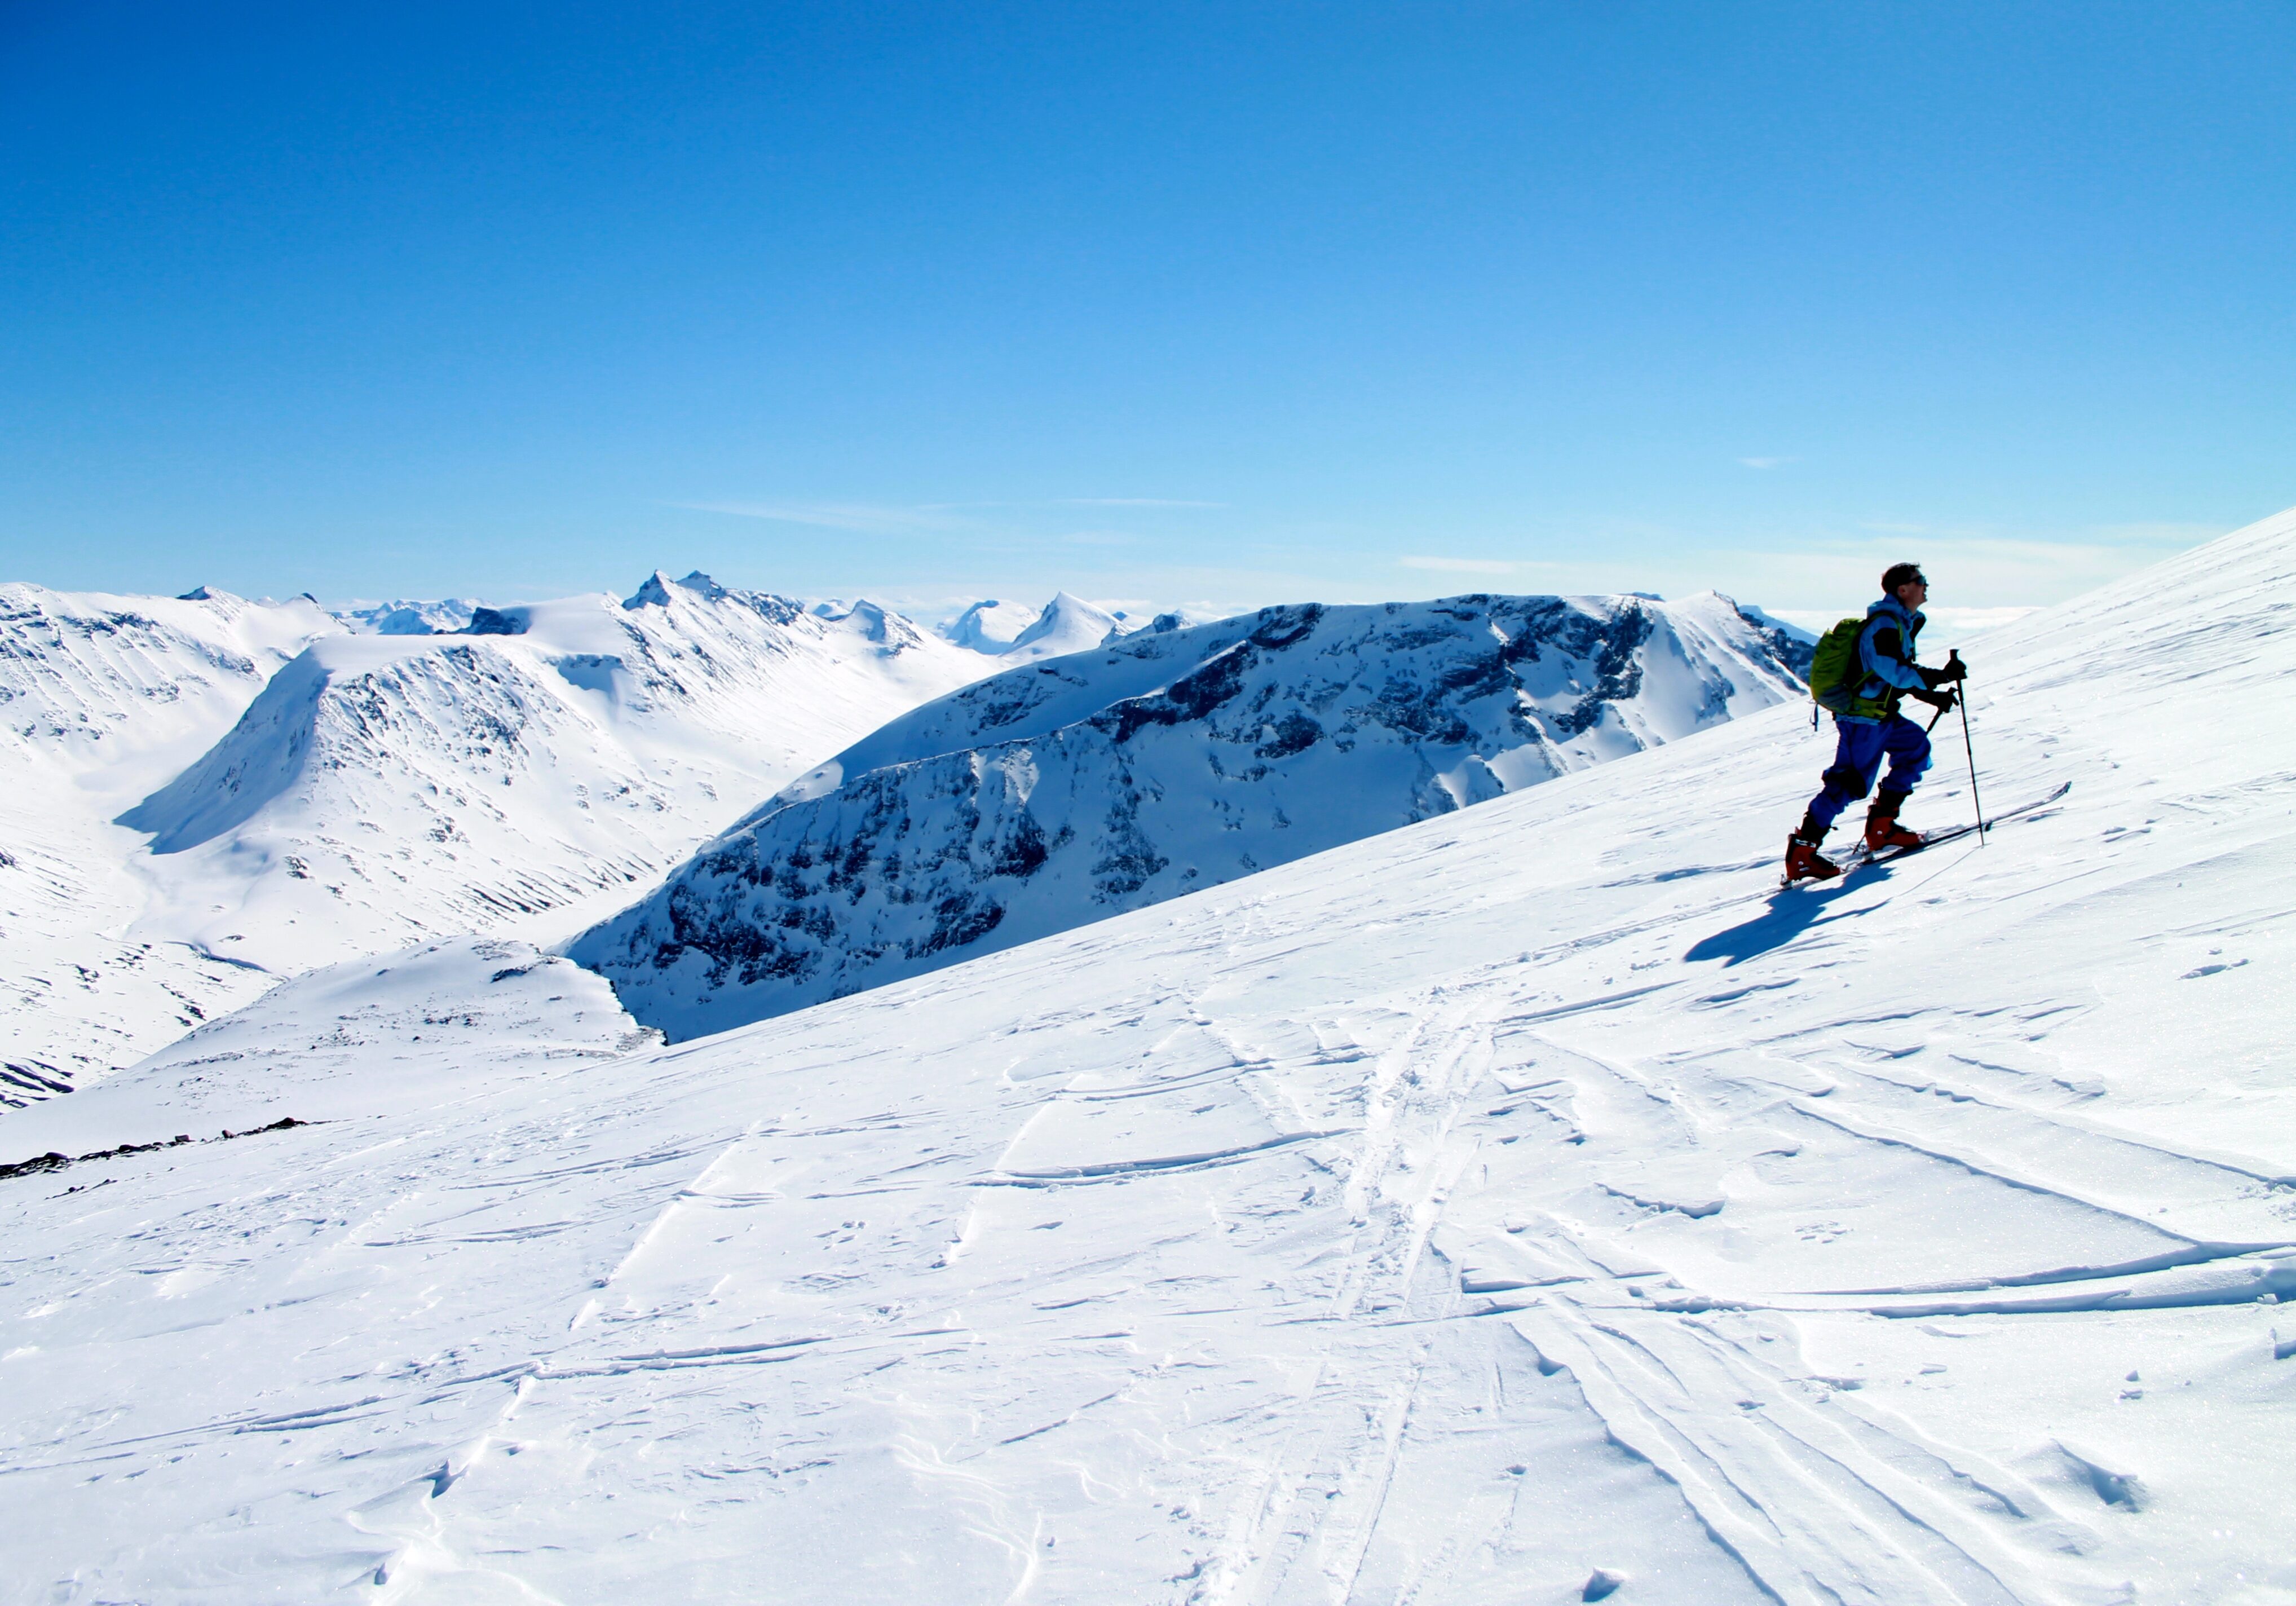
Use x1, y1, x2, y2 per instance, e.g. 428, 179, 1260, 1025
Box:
4, 2, 2291, 620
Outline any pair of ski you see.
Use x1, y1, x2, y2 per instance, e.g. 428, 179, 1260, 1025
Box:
1785, 782, 2070, 888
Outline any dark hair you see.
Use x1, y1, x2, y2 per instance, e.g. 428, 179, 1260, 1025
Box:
1881, 561, 1926, 593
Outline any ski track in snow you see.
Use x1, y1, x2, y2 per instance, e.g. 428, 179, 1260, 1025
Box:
6, 511, 2296, 1601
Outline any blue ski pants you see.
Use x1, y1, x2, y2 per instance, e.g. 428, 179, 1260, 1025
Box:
1808, 713, 1931, 830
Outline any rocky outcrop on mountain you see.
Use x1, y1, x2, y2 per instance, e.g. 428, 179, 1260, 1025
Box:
571, 590, 1812, 1039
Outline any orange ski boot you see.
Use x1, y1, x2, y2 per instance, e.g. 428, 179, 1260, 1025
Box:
1864, 790, 1923, 853
1784, 830, 1841, 883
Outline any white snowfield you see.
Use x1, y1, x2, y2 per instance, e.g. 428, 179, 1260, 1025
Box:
572, 590, 1810, 1039
6, 509, 2296, 1604
25, 936, 661, 1142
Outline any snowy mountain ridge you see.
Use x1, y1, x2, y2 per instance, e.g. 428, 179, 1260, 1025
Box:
332, 597, 482, 635
944, 595, 1044, 651
941, 589, 1164, 660
995, 589, 1137, 661
1, 583, 339, 780
571, 589, 1812, 1038
111, 571, 989, 975
6, 508, 2293, 1603
1, 584, 344, 1101
1, 572, 985, 1096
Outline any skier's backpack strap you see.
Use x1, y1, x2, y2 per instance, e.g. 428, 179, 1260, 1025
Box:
1808, 616, 1866, 715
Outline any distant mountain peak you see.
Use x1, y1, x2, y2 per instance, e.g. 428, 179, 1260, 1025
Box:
622, 570, 806, 626
332, 598, 478, 636
999, 592, 1126, 662
944, 593, 1167, 659
623, 571, 677, 609
621, 570, 726, 608
947, 597, 1041, 652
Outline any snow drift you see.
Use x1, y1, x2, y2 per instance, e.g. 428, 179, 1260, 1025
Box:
571, 590, 1811, 1037
5, 508, 2292, 1603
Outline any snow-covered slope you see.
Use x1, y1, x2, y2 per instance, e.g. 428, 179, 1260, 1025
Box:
114, 572, 986, 976
571, 590, 1811, 1038
2, 573, 984, 1098
0, 585, 339, 1099
20, 936, 656, 1142
6, 508, 2293, 1604
0, 584, 338, 776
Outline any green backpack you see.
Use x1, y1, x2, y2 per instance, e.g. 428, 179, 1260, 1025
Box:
1808, 616, 1867, 714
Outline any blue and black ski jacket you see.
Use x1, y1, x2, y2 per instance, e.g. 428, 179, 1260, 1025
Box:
1842, 595, 1931, 724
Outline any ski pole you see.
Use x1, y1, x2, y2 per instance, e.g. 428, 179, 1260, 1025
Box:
1949, 650, 1985, 845
1924, 647, 1965, 733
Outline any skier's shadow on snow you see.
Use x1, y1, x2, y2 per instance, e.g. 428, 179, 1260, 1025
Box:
1683, 868, 1882, 967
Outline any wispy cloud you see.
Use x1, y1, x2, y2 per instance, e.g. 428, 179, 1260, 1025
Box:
671, 495, 1228, 530
1717, 519, 2231, 618
668, 501, 965, 535
1738, 456, 1798, 470
1400, 555, 1523, 575
1061, 497, 1226, 509
2087, 521, 2228, 547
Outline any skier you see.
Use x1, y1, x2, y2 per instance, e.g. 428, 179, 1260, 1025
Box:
1784, 562, 1966, 882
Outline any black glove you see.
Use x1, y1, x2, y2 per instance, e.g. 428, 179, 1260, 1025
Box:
1909, 686, 1957, 711
1932, 656, 1967, 684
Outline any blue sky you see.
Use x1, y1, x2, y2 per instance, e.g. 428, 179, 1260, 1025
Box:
3, 2, 2290, 626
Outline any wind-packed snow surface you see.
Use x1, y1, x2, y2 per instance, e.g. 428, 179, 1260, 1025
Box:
11, 508, 2295, 1602
571, 590, 1811, 1038
13, 936, 656, 1151
1, 572, 983, 1097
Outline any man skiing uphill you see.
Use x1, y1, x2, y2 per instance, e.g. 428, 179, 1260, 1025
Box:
1784, 562, 1967, 882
